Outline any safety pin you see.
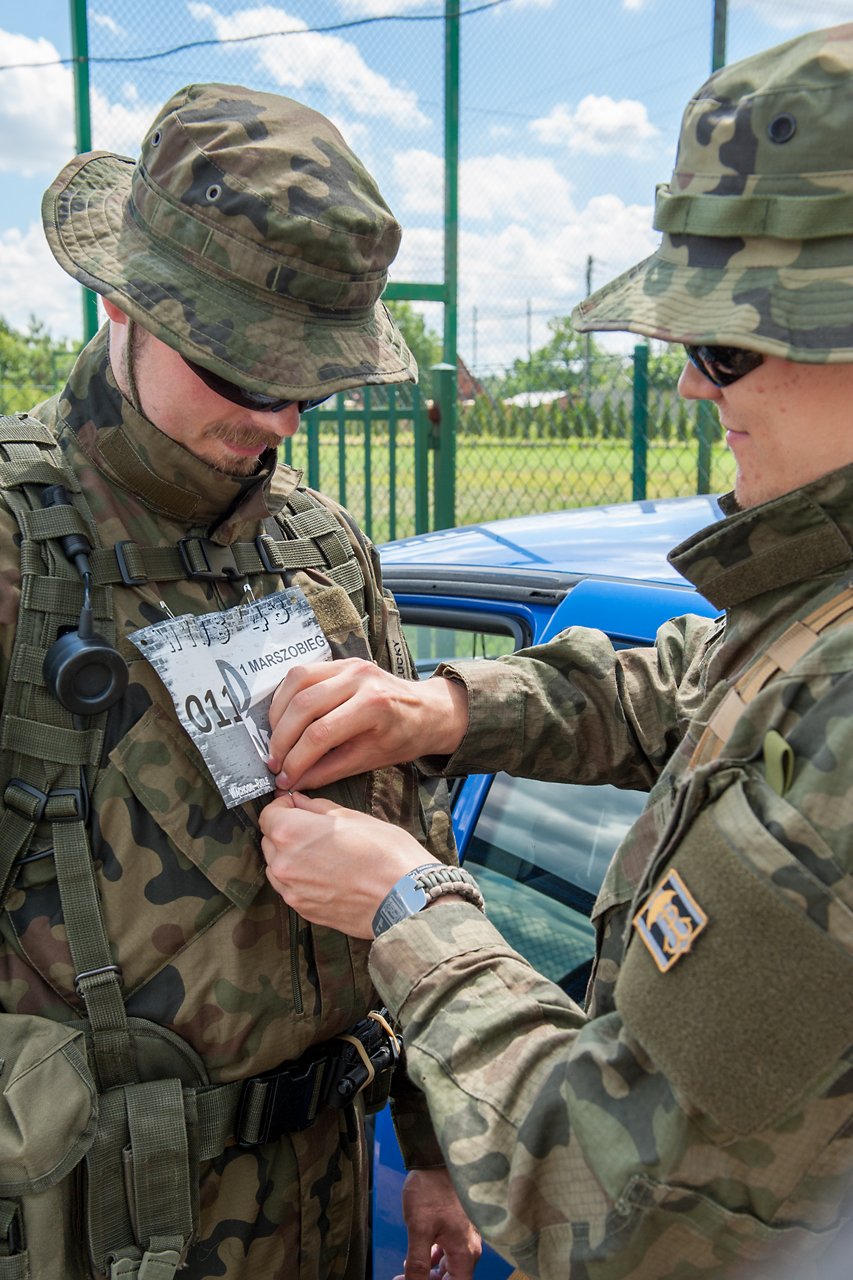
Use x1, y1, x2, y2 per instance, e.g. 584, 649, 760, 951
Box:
159, 600, 176, 619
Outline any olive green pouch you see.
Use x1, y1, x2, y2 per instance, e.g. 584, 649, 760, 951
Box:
616, 773, 853, 1135
0, 1014, 98, 1279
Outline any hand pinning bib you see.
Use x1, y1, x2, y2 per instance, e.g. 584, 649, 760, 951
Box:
130, 587, 330, 806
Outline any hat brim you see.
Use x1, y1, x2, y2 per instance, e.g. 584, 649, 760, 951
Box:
572, 234, 853, 364
43, 152, 417, 399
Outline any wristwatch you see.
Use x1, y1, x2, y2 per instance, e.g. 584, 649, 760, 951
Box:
372, 863, 486, 938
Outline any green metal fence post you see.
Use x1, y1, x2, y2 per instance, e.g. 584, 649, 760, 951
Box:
431, 363, 457, 530
712, 0, 728, 71
413, 384, 429, 535
305, 412, 320, 492
438, 2, 459, 533
362, 386, 373, 538
632, 344, 649, 502
69, 0, 99, 343
696, 401, 715, 493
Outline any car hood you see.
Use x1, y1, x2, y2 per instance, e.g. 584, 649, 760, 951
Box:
381, 495, 724, 586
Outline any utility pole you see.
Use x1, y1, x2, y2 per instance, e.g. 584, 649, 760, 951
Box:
584, 254, 593, 403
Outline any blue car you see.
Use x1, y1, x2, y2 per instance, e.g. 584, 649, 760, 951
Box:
371, 494, 723, 1280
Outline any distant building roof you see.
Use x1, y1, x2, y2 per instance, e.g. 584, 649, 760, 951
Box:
501, 389, 570, 408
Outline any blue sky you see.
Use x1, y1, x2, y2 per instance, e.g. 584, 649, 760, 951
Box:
1, 0, 850, 372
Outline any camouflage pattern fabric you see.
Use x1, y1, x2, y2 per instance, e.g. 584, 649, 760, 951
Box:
41, 82, 416, 401
572, 22, 853, 362
370, 464, 853, 1278
0, 329, 454, 1279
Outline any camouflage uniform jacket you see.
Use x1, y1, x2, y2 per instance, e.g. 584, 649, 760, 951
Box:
370, 465, 853, 1279
0, 330, 452, 1279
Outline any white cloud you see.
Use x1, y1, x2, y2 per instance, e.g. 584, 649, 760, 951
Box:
391, 149, 657, 369
89, 89, 156, 159
337, 0, 434, 12
734, 0, 853, 29
0, 222, 83, 341
189, 3, 429, 128
0, 30, 75, 176
0, 30, 157, 174
90, 12, 126, 38
393, 149, 576, 224
531, 94, 660, 157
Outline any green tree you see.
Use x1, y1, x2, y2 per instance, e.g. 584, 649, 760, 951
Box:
647, 342, 686, 390
384, 301, 442, 381
500, 315, 605, 397
0, 316, 79, 415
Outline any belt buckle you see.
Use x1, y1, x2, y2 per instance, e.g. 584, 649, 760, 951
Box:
235, 1050, 328, 1147
178, 537, 240, 581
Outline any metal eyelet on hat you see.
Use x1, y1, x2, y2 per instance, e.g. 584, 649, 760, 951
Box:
206, 184, 222, 202
767, 113, 796, 144
150, 130, 162, 147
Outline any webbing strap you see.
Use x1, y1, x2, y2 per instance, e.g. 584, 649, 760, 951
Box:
690, 584, 853, 768
85, 1088, 136, 1268
126, 1080, 194, 1253
53, 821, 135, 1088
84, 527, 362, 591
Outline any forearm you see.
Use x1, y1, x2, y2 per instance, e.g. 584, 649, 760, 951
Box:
434, 613, 715, 789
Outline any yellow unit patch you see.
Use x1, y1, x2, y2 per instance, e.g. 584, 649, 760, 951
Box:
633, 868, 708, 972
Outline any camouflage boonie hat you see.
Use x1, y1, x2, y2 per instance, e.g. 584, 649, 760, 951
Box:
42, 83, 416, 399
573, 23, 853, 363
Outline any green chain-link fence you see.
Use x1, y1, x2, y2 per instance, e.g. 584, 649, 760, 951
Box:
0, 343, 735, 544
9, 1, 785, 540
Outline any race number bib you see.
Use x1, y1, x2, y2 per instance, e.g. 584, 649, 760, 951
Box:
129, 588, 331, 808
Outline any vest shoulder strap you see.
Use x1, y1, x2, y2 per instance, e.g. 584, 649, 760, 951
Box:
690, 582, 853, 769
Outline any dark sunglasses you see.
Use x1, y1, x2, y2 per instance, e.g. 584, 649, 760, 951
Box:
183, 357, 332, 413
683, 344, 764, 388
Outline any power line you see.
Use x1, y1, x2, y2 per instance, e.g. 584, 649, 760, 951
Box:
0, 0, 512, 73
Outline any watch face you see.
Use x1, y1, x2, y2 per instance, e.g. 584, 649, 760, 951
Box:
372, 877, 430, 938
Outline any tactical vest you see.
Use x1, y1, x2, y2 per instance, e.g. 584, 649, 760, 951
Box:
0, 413, 383, 1280
689, 582, 853, 789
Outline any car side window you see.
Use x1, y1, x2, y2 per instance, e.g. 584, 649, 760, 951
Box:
463, 772, 646, 1002
402, 618, 520, 675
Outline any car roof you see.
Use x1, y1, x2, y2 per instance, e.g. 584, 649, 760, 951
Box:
380, 494, 724, 589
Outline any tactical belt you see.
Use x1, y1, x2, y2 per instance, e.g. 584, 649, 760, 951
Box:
231, 1010, 400, 1147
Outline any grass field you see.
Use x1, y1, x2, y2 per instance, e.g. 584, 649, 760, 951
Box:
282, 430, 737, 544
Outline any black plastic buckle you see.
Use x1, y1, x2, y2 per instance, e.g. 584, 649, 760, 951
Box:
324, 1014, 401, 1109
235, 1047, 331, 1146
5, 781, 89, 826
255, 534, 283, 574
178, 537, 241, 580
115, 540, 147, 586
5, 780, 48, 823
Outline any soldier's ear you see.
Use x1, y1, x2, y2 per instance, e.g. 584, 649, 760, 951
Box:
102, 298, 129, 325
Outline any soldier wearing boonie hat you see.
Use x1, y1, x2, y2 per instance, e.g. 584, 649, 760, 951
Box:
0, 84, 480, 1280
252, 28, 853, 1280
42, 81, 416, 402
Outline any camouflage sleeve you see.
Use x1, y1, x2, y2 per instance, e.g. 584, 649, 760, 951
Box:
434, 610, 721, 791
369, 878, 852, 1277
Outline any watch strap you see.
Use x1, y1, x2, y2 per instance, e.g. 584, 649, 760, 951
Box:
372, 863, 485, 938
